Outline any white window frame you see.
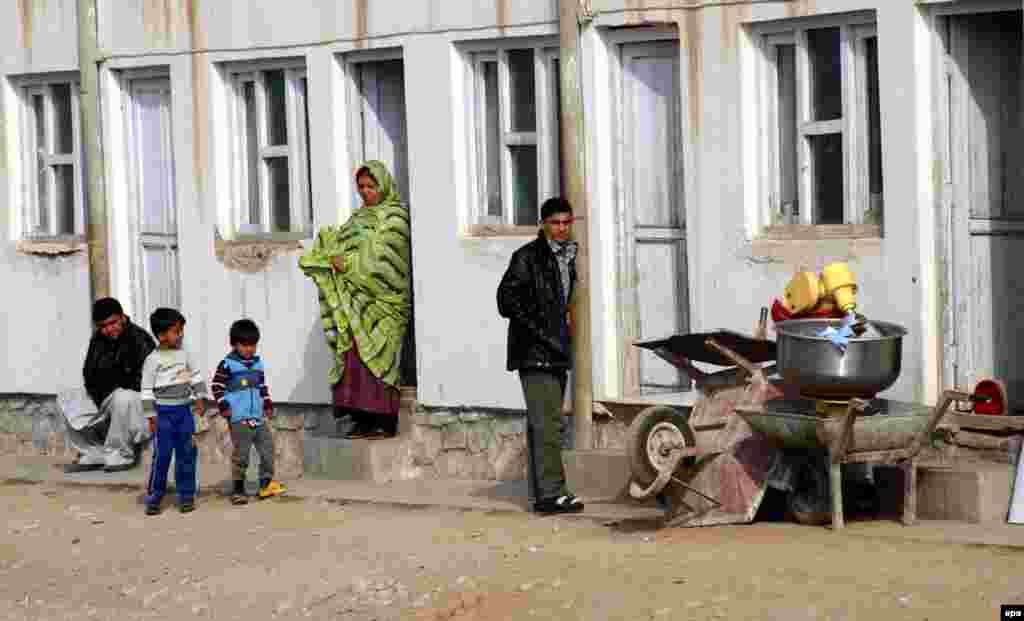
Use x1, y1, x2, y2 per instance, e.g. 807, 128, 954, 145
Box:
225, 59, 311, 239
15, 75, 85, 239
755, 13, 881, 236
463, 39, 562, 233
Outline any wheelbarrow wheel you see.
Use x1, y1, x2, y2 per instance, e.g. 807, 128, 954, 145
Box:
628, 406, 696, 486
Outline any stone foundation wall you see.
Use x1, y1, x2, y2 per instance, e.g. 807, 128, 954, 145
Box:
306, 407, 629, 483
0, 394, 317, 480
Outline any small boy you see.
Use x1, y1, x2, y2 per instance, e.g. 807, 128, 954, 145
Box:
211, 319, 286, 505
141, 308, 207, 515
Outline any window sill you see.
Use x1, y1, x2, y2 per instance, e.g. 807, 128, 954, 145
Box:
215, 237, 304, 273
16, 237, 86, 257
760, 224, 882, 241
464, 224, 540, 239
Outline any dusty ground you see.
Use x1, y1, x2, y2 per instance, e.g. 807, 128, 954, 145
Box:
0, 481, 1021, 621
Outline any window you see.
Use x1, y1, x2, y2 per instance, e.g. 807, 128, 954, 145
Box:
227, 61, 311, 236
18, 79, 83, 238
466, 42, 562, 231
758, 17, 882, 234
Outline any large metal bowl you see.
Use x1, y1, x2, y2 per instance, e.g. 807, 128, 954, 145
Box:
775, 319, 906, 400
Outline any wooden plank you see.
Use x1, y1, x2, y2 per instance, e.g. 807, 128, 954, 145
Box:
940, 413, 1024, 432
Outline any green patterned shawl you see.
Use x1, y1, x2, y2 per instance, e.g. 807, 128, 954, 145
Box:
299, 161, 411, 387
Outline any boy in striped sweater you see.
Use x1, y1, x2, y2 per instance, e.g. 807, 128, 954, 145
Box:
211, 319, 286, 505
141, 308, 207, 515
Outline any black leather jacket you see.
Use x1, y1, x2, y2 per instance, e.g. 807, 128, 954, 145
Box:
497, 233, 575, 372
83, 319, 156, 407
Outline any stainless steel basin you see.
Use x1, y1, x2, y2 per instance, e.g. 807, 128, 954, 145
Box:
775, 319, 906, 400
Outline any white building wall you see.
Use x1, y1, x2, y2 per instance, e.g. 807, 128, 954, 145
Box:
1, 0, 984, 407
0, 1, 92, 394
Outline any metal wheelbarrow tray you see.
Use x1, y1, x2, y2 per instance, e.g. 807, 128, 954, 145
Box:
735, 391, 973, 529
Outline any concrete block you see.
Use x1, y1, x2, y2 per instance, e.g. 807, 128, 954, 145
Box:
875, 463, 1014, 523
562, 449, 632, 502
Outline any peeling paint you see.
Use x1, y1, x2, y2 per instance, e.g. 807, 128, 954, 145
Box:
787, 0, 816, 19
188, 0, 208, 202
721, 3, 750, 62
496, 0, 509, 35
215, 240, 302, 273
681, 11, 703, 144
354, 0, 368, 49
17, 0, 33, 64
142, 0, 175, 48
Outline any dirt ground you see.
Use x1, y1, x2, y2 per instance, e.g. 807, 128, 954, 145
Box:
0, 481, 1021, 621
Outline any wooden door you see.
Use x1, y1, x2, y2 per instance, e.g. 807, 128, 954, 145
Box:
945, 11, 1024, 410
619, 41, 690, 396
126, 77, 180, 319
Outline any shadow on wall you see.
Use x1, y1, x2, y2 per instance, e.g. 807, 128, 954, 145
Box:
286, 320, 334, 405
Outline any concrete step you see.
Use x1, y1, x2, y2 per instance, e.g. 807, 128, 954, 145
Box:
303, 435, 406, 483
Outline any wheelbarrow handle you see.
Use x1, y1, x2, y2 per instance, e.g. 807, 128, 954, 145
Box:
704, 338, 759, 376
907, 389, 972, 458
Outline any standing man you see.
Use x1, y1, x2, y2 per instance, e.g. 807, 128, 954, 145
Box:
64, 298, 156, 473
497, 198, 584, 514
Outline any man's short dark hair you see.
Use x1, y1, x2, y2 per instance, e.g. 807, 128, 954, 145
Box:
540, 197, 572, 222
230, 319, 261, 346
150, 308, 185, 339
92, 297, 124, 323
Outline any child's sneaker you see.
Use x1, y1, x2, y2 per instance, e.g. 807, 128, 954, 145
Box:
179, 501, 195, 514
258, 480, 287, 499
145, 504, 161, 516
230, 480, 248, 505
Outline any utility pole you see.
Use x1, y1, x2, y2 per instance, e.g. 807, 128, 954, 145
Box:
78, 0, 110, 299
559, 0, 593, 451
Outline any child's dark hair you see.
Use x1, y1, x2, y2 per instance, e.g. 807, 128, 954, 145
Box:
230, 319, 261, 346
150, 307, 186, 338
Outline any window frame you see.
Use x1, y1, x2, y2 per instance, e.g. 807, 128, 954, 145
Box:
15, 75, 85, 240
755, 13, 881, 238
225, 58, 312, 240
462, 39, 562, 234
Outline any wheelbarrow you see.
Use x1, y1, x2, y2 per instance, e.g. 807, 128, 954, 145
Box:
620, 331, 790, 527
622, 317, 991, 529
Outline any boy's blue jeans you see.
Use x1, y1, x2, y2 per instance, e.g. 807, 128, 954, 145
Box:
145, 404, 198, 506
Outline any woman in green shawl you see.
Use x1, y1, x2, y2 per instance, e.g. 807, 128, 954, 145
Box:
299, 161, 411, 439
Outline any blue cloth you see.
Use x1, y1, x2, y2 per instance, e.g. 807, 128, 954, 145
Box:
145, 403, 197, 505
222, 354, 267, 426
818, 312, 858, 354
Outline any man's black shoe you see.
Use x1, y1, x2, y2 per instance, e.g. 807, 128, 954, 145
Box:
63, 463, 104, 474
103, 463, 135, 473
533, 494, 585, 514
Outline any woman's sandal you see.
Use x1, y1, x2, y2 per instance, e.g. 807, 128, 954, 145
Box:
230, 494, 248, 505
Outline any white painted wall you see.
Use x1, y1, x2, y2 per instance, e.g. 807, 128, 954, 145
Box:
0, 1, 92, 394
1, 0, 980, 408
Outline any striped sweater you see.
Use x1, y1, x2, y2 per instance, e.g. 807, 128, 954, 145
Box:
140, 348, 209, 432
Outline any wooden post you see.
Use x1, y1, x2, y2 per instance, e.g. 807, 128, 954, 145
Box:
559, 0, 593, 451
78, 0, 111, 299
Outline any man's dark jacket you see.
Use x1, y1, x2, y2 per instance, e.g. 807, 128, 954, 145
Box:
497, 233, 575, 372
83, 319, 156, 407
